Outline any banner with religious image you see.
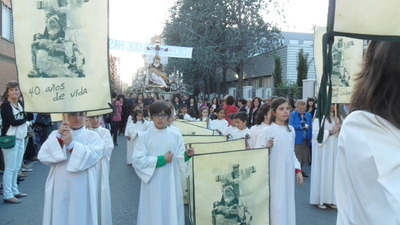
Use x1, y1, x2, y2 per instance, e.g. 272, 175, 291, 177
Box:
314, 27, 364, 103
12, 0, 111, 113
192, 148, 270, 225
187, 139, 247, 222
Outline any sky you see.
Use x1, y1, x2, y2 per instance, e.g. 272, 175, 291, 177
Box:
109, 0, 329, 84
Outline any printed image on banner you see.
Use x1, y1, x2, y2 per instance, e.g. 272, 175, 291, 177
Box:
313, 27, 363, 103
193, 148, 269, 225
12, 0, 110, 112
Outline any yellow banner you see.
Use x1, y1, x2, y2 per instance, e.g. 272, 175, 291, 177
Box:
12, 0, 111, 113
334, 0, 400, 36
192, 148, 270, 225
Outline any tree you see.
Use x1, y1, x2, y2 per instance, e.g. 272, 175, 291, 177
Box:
275, 80, 300, 99
163, 0, 284, 96
272, 55, 282, 87
296, 48, 309, 87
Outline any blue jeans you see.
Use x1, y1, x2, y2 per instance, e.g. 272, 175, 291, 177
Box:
2, 138, 25, 199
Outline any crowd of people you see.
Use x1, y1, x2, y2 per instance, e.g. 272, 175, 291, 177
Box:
1, 40, 399, 225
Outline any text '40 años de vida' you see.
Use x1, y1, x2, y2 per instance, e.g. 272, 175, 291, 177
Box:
28, 83, 88, 101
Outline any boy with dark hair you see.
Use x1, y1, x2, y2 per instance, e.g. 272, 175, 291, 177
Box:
228, 111, 250, 140
132, 100, 194, 225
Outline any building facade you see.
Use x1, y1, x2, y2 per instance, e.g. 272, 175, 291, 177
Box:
0, 0, 17, 92
215, 31, 316, 99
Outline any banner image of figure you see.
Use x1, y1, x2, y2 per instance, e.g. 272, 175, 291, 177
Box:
12, 0, 111, 113
147, 55, 170, 87
192, 148, 270, 225
28, 8, 85, 78
313, 27, 363, 103
212, 164, 254, 225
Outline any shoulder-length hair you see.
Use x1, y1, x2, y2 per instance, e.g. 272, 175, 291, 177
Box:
251, 97, 263, 108
255, 103, 271, 125
269, 97, 291, 131
2, 81, 19, 101
131, 110, 144, 123
351, 41, 400, 129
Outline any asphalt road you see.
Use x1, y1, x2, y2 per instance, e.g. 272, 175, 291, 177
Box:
0, 134, 337, 225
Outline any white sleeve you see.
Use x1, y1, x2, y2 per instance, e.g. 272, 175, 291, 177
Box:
132, 133, 158, 184
67, 132, 104, 172
38, 131, 67, 165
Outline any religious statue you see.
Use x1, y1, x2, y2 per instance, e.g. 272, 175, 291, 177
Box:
147, 55, 170, 87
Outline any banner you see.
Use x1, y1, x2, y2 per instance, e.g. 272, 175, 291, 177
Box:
333, 0, 400, 37
314, 27, 363, 103
183, 135, 226, 145
187, 138, 248, 223
192, 148, 270, 225
174, 120, 214, 135
12, 0, 111, 113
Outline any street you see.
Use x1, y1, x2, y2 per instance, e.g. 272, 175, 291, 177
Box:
1, 135, 337, 225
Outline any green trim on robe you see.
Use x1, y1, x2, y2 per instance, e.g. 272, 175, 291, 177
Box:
184, 151, 191, 162
156, 155, 166, 168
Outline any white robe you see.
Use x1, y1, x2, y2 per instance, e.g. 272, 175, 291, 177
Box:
210, 119, 229, 135
228, 127, 249, 140
255, 123, 300, 225
132, 126, 188, 225
335, 111, 400, 225
248, 122, 268, 149
91, 126, 114, 225
38, 127, 105, 225
310, 117, 338, 205
125, 116, 150, 164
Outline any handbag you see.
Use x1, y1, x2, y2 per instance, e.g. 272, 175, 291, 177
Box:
0, 135, 16, 149
1, 124, 17, 149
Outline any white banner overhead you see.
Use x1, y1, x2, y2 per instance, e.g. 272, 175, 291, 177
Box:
109, 39, 193, 59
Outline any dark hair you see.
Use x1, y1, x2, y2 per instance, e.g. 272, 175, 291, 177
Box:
351, 41, 400, 129
111, 91, 117, 98
269, 97, 291, 131
188, 108, 197, 118
2, 81, 19, 101
142, 107, 150, 118
238, 98, 247, 105
306, 98, 315, 111
226, 95, 235, 105
233, 111, 248, 122
132, 110, 144, 123
228, 112, 236, 121
251, 97, 262, 108
255, 103, 271, 125
198, 107, 209, 120
215, 107, 225, 114
149, 100, 172, 117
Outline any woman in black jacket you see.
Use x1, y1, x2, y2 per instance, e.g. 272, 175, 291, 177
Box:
1, 81, 29, 204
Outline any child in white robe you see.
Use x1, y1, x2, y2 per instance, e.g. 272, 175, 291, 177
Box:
88, 114, 114, 225
210, 107, 229, 135
132, 100, 195, 225
227, 112, 249, 140
125, 109, 150, 165
255, 97, 303, 225
248, 103, 271, 149
310, 105, 341, 210
38, 112, 106, 225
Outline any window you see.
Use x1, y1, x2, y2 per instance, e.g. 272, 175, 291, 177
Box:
2, 3, 13, 42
